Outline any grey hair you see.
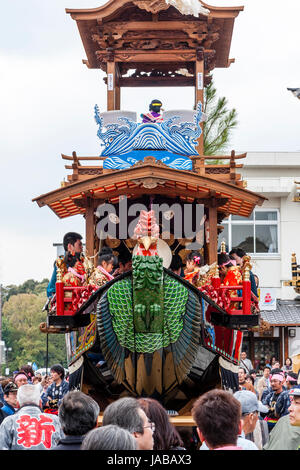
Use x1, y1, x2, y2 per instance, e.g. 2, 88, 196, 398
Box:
58, 391, 100, 436
81, 425, 137, 450
102, 397, 144, 434
17, 384, 41, 407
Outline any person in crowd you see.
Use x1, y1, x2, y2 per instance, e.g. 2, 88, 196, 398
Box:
249, 369, 259, 391
47, 231, 83, 298
102, 397, 154, 450
32, 376, 43, 393
184, 250, 204, 284
238, 367, 256, 393
113, 253, 132, 276
233, 390, 269, 450
0, 382, 4, 406
263, 413, 300, 450
282, 357, 293, 372
262, 369, 290, 431
169, 254, 184, 277
138, 397, 185, 450
229, 247, 258, 297
0, 382, 18, 418
192, 389, 243, 450
0, 384, 63, 450
245, 374, 256, 390
88, 246, 115, 287
19, 365, 35, 384
285, 372, 299, 390
240, 351, 253, 374
53, 391, 99, 450
257, 366, 271, 400
81, 424, 137, 451
42, 364, 69, 411
13, 371, 29, 388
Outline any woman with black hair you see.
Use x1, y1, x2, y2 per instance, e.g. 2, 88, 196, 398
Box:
184, 250, 204, 284
88, 246, 116, 287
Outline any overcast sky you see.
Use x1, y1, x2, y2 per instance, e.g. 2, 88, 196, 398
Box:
1, 0, 300, 286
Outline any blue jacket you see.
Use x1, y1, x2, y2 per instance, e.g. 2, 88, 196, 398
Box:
47, 263, 57, 298
1, 402, 15, 416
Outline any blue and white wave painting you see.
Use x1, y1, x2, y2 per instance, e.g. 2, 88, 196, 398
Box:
102, 150, 193, 171
95, 102, 202, 171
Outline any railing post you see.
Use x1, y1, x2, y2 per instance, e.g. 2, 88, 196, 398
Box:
211, 263, 221, 289
56, 259, 65, 316
242, 263, 251, 315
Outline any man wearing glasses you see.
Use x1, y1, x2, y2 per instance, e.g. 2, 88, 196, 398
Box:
102, 397, 154, 450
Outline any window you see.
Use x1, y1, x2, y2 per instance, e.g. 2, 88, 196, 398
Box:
218, 209, 279, 255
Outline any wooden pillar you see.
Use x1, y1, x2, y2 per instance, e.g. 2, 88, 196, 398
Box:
115, 63, 121, 110
107, 61, 116, 111
85, 197, 95, 260
195, 49, 204, 158
208, 197, 218, 265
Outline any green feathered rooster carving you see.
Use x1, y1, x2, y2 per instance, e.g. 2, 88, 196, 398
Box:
96, 209, 205, 401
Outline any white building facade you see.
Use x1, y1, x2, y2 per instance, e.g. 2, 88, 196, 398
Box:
218, 152, 300, 367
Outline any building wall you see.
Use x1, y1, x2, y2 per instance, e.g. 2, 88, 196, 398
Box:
240, 152, 300, 300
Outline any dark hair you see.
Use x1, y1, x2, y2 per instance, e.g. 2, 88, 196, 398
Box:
81, 425, 137, 450
245, 374, 254, 386
229, 248, 246, 258
50, 364, 65, 380
98, 246, 114, 266
249, 369, 257, 375
138, 398, 184, 450
270, 368, 283, 376
218, 253, 234, 267
192, 389, 241, 449
20, 365, 34, 380
287, 372, 298, 382
170, 254, 183, 271
58, 391, 100, 436
186, 251, 203, 266
63, 232, 82, 252
149, 99, 162, 112
119, 252, 132, 265
102, 397, 144, 434
64, 251, 82, 269
238, 367, 247, 374
285, 357, 292, 366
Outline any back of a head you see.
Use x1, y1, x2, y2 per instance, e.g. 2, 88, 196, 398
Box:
217, 252, 232, 266
81, 425, 137, 451
63, 232, 82, 252
98, 246, 114, 265
192, 389, 241, 449
138, 398, 183, 450
58, 391, 100, 436
102, 397, 143, 434
169, 254, 183, 272
17, 384, 41, 407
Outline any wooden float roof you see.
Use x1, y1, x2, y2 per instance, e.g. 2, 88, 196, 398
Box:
66, 0, 244, 70
33, 157, 266, 219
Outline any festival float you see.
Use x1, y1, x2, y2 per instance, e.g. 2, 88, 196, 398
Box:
33, 0, 266, 417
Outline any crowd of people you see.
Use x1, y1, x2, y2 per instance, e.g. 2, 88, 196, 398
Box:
0, 354, 300, 450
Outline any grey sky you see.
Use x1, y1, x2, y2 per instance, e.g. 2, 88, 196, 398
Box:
1, 0, 299, 285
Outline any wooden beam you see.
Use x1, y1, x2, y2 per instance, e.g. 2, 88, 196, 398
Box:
107, 61, 116, 111
119, 76, 194, 87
